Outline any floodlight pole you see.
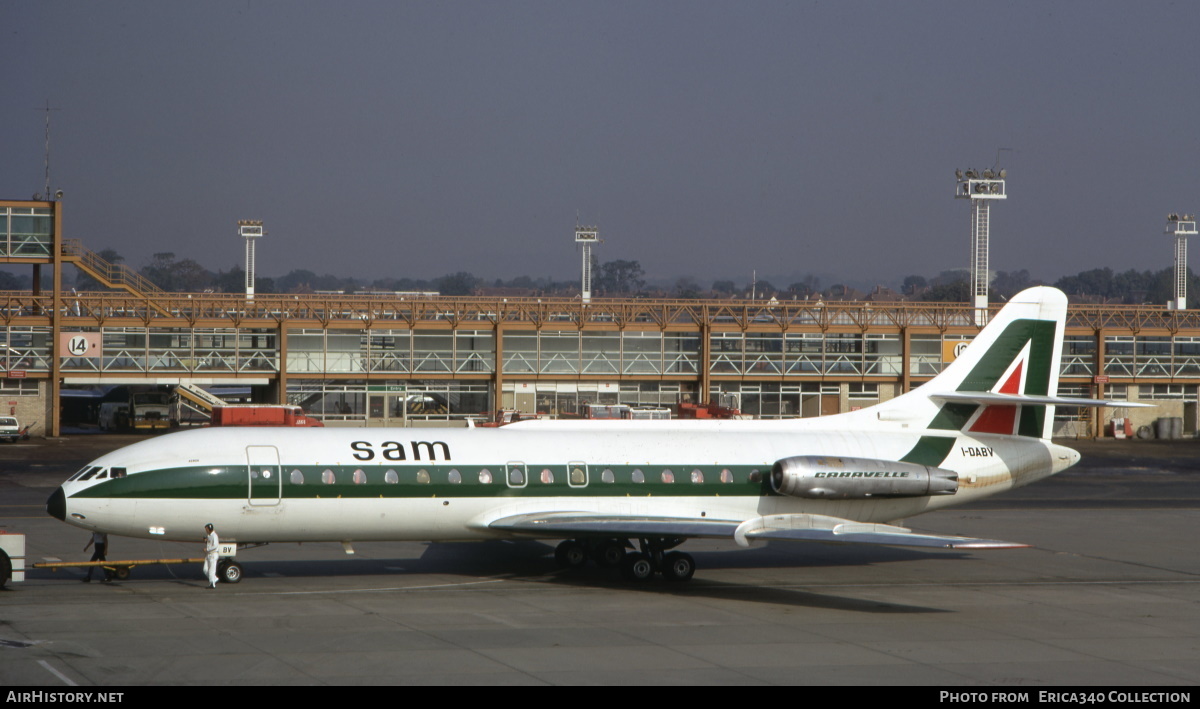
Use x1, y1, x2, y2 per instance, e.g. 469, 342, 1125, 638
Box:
955, 169, 1007, 326
576, 225, 599, 303
239, 220, 264, 300
1167, 214, 1197, 311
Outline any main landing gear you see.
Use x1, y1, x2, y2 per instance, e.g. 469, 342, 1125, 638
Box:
554, 538, 695, 583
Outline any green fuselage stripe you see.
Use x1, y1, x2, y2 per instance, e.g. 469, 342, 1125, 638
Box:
71, 463, 779, 500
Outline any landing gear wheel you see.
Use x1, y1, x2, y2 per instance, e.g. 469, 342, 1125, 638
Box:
661, 552, 695, 583
218, 560, 243, 584
593, 540, 627, 568
620, 552, 655, 582
112, 566, 131, 581
554, 540, 588, 570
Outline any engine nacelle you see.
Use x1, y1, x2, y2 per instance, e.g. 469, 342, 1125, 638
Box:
770, 455, 958, 499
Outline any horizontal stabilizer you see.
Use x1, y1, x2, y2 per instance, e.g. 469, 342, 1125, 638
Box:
487, 512, 1027, 551
931, 391, 1154, 408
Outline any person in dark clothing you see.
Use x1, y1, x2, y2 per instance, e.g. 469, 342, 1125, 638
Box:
83, 532, 111, 582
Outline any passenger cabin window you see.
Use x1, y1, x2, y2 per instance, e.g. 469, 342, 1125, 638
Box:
290, 470, 305, 485
568, 462, 587, 488
479, 468, 493, 484
321, 469, 336, 484
631, 469, 645, 484
353, 469, 367, 485
416, 469, 431, 484
690, 469, 704, 484
601, 469, 615, 484
661, 469, 675, 484
507, 465, 526, 487
720, 469, 734, 484
539, 468, 554, 484
384, 470, 399, 484
447, 469, 462, 484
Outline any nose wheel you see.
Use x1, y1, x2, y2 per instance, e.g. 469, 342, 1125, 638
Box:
217, 560, 243, 584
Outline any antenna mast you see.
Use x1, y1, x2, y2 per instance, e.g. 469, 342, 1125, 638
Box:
39, 100, 61, 200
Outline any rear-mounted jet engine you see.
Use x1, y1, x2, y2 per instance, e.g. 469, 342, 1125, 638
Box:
770, 455, 958, 499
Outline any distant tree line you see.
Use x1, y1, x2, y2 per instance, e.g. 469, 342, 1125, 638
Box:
904, 266, 1200, 307
1, 249, 1195, 306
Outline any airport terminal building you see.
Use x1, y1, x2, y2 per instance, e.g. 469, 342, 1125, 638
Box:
4, 199, 1200, 437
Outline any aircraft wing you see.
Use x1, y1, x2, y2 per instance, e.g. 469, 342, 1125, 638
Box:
487, 512, 1028, 550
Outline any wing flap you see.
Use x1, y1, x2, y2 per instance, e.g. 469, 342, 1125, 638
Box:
733, 513, 1027, 549
488, 512, 739, 540
487, 512, 1027, 550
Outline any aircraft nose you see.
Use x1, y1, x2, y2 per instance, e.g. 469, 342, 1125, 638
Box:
46, 487, 66, 521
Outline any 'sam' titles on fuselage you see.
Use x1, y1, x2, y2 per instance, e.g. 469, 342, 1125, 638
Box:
349, 440, 452, 462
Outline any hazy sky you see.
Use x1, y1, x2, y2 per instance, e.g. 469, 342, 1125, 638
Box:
4, 1, 1199, 288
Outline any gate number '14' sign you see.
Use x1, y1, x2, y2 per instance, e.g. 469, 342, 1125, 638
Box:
60, 333, 101, 358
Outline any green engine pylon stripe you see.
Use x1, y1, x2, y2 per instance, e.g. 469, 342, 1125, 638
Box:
899, 436, 956, 467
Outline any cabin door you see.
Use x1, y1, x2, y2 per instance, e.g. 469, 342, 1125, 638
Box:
368, 394, 407, 427
247, 445, 282, 506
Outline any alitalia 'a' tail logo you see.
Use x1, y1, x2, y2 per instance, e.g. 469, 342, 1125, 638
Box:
929, 319, 1058, 439
968, 341, 1030, 435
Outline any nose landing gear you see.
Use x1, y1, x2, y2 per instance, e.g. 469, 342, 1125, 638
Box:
217, 559, 243, 584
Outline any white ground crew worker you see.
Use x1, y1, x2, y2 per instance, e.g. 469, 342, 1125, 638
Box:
203, 523, 219, 588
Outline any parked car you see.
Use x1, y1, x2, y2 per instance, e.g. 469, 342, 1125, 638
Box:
0, 416, 22, 443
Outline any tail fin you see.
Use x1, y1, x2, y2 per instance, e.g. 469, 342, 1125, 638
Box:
904, 287, 1067, 440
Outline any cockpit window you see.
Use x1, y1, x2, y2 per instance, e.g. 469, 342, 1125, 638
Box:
111, 468, 127, 478
68, 466, 94, 481
79, 467, 103, 481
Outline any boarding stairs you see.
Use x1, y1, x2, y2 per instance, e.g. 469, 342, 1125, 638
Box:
173, 383, 227, 424
60, 239, 167, 303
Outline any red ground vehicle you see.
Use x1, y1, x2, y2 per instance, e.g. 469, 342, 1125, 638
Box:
209, 405, 323, 427
674, 395, 743, 419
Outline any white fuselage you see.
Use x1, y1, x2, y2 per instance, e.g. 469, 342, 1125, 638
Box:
50, 419, 1079, 546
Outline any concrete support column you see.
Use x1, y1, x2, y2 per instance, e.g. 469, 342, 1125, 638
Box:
49, 201, 62, 437
493, 323, 504, 417
278, 324, 289, 405
1095, 330, 1106, 439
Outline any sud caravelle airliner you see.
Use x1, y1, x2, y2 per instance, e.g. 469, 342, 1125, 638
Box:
46, 287, 1138, 584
